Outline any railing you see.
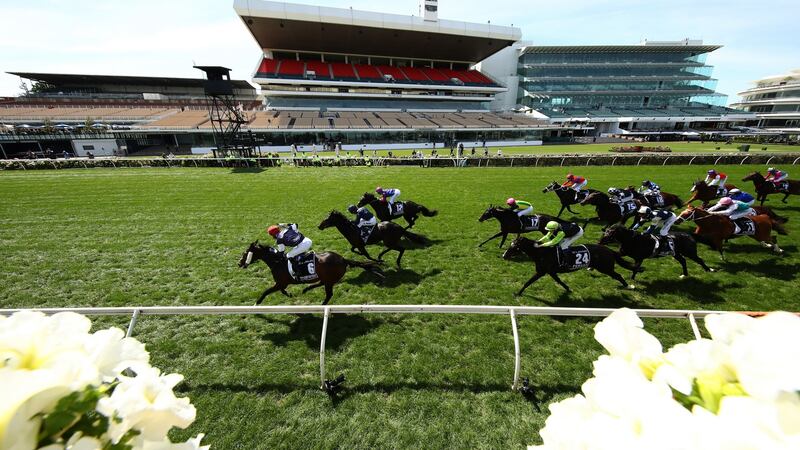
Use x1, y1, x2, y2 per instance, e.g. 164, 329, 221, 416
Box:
0, 305, 736, 391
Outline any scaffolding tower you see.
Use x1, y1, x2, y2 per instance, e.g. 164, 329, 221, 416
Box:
194, 66, 255, 158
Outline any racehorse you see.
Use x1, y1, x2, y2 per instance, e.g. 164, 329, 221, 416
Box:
687, 180, 738, 207
239, 241, 384, 305
742, 172, 799, 205
356, 193, 438, 229
502, 237, 638, 294
629, 187, 683, 209
318, 210, 429, 268
477, 206, 566, 248
599, 224, 714, 280
675, 206, 787, 259
579, 192, 638, 229
542, 181, 598, 217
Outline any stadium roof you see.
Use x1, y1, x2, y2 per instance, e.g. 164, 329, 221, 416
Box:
8, 72, 255, 90
234, 0, 521, 62
522, 44, 722, 54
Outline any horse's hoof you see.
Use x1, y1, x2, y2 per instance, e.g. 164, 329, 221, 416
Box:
679, 275, 687, 279
627, 285, 636, 290
709, 268, 716, 272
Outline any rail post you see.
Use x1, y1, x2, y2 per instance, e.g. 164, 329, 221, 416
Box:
766, 156, 775, 166
611, 157, 617, 166
739, 156, 749, 165
636, 157, 644, 166
714, 156, 723, 165
319, 307, 331, 388
794, 156, 800, 166
662, 157, 670, 166
126, 309, 141, 338
510, 309, 521, 390
688, 313, 701, 340
689, 156, 697, 166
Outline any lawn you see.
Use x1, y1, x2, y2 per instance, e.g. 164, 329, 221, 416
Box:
1, 164, 797, 449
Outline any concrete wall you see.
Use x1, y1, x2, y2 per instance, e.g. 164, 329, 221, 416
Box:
476, 45, 523, 112
71, 139, 120, 156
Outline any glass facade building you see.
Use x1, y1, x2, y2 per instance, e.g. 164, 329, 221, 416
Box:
731, 69, 800, 129
517, 41, 729, 115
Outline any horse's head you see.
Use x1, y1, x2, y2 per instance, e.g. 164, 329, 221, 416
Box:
742, 172, 763, 182
479, 205, 500, 222
599, 224, 627, 245
357, 192, 375, 207
542, 181, 559, 193
580, 192, 606, 206
503, 237, 536, 260
676, 205, 700, 224
319, 210, 346, 230
239, 241, 263, 269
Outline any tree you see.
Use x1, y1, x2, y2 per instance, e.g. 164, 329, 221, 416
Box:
18, 80, 29, 96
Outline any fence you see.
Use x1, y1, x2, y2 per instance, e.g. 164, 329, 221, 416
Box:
0, 304, 738, 391
2, 153, 800, 171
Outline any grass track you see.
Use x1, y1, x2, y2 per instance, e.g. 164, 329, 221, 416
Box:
1, 164, 797, 448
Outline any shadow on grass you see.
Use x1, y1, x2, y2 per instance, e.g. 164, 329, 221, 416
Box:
229, 167, 266, 174
258, 314, 381, 351
346, 268, 442, 288
720, 259, 799, 280
721, 243, 797, 255
640, 278, 733, 304
540, 291, 649, 310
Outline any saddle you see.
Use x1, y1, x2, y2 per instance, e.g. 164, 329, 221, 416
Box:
389, 202, 405, 217
645, 193, 664, 208
733, 218, 756, 236
289, 252, 319, 282
618, 201, 638, 216
519, 215, 541, 232
717, 187, 728, 198
359, 224, 376, 243
650, 234, 676, 258
776, 181, 790, 192
575, 190, 590, 202
558, 245, 591, 272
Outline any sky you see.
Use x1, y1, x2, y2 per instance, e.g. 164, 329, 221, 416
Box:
1, 0, 798, 104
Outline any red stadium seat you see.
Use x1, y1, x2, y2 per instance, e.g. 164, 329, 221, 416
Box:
354, 64, 382, 81
468, 70, 495, 85
258, 58, 279, 76
439, 68, 472, 84
419, 67, 450, 83
330, 63, 357, 80
277, 60, 305, 77
399, 66, 430, 82
305, 61, 331, 79
376, 65, 408, 81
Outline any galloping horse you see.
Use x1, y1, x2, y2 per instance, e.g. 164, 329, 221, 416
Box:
502, 237, 639, 294
742, 172, 800, 205
676, 206, 787, 259
687, 180, 738, 207
580, 192, 638, 229
542, 181, 598, 217
629, 187, 683, 209
478, 206, 566, 248
356, 193, 438, 229
599, 224, 714, 279
239, 241, 384, 305
318, 210, 429, 267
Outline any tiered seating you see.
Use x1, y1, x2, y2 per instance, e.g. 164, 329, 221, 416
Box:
240, 111, 548, 130
305, 61, 331, 79
258, 58, 279, 76
330, 63, 357, 80
276, 60, 304, 78
400, 67, 430, 83
354, 64, 382, 81
143, 110, 208, 129
419, 68, 449, 83
376, 66, 407, 82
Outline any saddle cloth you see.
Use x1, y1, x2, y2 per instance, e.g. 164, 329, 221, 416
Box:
360, 225, 376, 243
646, 193, 665, 208
733, 218, 756, 236
390, 202, 405, 216
777, 181, 790, 192
650, 234, 676, 257
717, 187, 728, 198
575, 190, 590, 202
290, 252, 319, 282
519, 215, 541, 232
559, 245, 591, 272
618, 201, 638, 216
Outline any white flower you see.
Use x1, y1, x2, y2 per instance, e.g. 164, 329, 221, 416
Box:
38, 433, 104, 450
83, 328, 149, 382
593, 308, 663, 371
136, 434, 210, 450
97, 366, 196, 443
652, 339, 734, 396
704, 313, 755, 345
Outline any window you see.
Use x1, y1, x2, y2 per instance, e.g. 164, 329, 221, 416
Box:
82, 145, 95, 150
425, 5, 437, 11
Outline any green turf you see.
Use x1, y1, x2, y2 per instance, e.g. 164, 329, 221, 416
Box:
1, 165, 797, 448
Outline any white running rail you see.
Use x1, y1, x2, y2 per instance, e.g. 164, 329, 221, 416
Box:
0, 305, 743, 390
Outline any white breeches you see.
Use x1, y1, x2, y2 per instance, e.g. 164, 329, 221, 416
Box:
286, 238, 312, 258
559, 228, 584, 249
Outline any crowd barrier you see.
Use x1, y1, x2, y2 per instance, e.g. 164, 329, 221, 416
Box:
2, 153, 800, 171
1, 304, 732, 390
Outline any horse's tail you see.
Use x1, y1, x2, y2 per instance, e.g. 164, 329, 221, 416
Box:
419, 204, 438, 217
672, 195, 684, 208
402, 230, 429, 245
771, 219, 789, 236
344, 258, 386, 277
612, 251, 643, 273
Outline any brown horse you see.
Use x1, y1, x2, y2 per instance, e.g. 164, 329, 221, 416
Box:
675, 206, 786, 260
742, 172, 800, 205
687, 180, 738, 207
238, 241, 384, 305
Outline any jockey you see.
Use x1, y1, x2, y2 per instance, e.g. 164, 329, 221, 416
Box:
376, 186, 401, 206
704, 169, 728, 188
507, 198, 534, 217
267, 223, 313, 277
538, 221, 584, 249
632, 206, 677, 237
639, 180, 661, 195
728, 189, 755, 206
608, 187, 634, 204
765, 168, 789, 187
562, 173, 588, 192
347, 204, 377, 229
707, 197, 756, 220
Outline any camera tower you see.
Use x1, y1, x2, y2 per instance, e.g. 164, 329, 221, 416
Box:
194, 66, 254, 158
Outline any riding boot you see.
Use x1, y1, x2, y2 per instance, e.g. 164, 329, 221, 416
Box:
286, 259, 295, 278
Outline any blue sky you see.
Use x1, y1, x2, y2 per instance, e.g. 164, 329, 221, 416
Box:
1, 0, 798, 103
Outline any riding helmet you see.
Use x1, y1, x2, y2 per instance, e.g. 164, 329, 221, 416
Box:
638, 206, 652, 215
267, 225, 281, 237
375, 186, 383, 193
545, 221, 560, 231
608, 187, 619, 195
347, 205, 358, 214
506, 198, 517, 207
729, 189, 741, 194
707, 169, 717, 175
566, 173, 575, 180
768, 167, 777, 173
719, 197, 733, 206
642, 180, 651, 186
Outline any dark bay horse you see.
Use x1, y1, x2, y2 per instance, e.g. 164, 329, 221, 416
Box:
676, 206, 786, 259
542, 181, 598, 217
687, 180, 738, 207
477, 206, 566, 248
599, 225, 714, 279
742, 172, 799, 205
318, 210, 429, 267
239, 241, 384, 305
356, 193, 438, 229
580, 192, 638, 229
629, 187, 683, 209
502, 237, 638, 294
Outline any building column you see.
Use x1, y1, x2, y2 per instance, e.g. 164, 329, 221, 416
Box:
0, 143, 6, 159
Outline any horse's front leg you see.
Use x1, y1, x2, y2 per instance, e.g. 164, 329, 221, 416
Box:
256, 284, 282, 305
479, 231, 504, 247
516, 272, 545, 296
782, 193, 790, 203
549, 273, 571, 292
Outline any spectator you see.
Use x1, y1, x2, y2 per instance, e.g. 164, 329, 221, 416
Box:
497, 149, 503, 157
483, 148, 489, 157
168, 152, 175, 159
471, 147, 475, 156
63, 151, 70, 160
87, 151, 95, 160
